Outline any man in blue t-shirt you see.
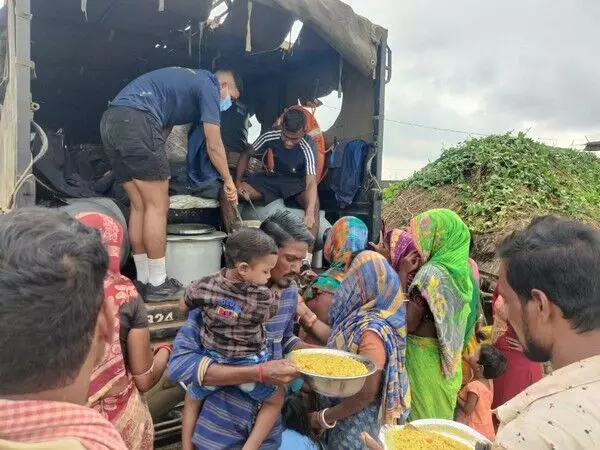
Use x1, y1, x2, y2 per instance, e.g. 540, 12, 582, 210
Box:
100, 67, 241, 301
222, 109, 319, 241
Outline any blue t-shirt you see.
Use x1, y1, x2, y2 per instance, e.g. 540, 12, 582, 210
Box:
279, 430, 319, 450
110, 67, 221, 128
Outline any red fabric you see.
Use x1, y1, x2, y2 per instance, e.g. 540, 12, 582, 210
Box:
78, 213, 133, 403
0, 399, 127, 449
491, 287, 544, 427
77, 213, 153, 449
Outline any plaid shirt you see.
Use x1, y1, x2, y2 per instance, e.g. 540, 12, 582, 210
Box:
185, 269, 278, 358
169, 283, 300, 449
0, 399, 127, 450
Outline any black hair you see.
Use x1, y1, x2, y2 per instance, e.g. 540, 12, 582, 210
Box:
469, 231, 475, 255
0, 207, 108, 395
215, 67, 243, 96
282, 108, 307, 133
497, 215, 600, 333
282, 395, 318, 442
225, 227, 278, 264
478, 344, 507, 379
260, 210, 315, 248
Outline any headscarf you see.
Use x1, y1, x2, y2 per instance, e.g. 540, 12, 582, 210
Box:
464, 258, 482, 345
77, 213, 137, 404
408, 209, 473, 378
327, 251, 410, 423
386, 228, 418, 273
304, 216, 368, 298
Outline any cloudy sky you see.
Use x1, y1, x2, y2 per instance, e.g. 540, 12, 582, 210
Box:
307, 0, 600, 180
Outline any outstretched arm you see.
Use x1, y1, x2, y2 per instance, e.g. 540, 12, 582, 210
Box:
168, 310, 299, 387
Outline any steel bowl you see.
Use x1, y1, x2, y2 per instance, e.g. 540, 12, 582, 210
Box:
289, 348, 378, 398
379, 419, 492, 449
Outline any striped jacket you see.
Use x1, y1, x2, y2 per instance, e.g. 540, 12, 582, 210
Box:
251, 129, 317, 176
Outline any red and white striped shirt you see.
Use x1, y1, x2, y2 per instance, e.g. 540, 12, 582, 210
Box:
0, 399, 127, 450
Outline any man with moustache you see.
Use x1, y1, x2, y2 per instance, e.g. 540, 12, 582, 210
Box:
168, 210, 314, 449
493, 215, 600, 449
0, 208, 126, 449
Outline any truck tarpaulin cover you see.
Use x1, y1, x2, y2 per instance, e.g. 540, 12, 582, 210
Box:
255, 0, 386, 77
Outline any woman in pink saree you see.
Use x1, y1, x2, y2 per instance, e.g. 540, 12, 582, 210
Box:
78, 212, 171, 449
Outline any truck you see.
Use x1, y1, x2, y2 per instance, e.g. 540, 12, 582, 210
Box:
0, 0, 391, 444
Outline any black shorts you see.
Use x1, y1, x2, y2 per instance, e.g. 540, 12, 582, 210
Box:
100, 106, 170, 183
245, 173, 305, 205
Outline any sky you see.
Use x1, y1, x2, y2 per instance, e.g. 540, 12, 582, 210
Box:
292, 0, 600, 180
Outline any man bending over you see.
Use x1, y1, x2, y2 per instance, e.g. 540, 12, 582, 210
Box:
101, 67, 241, 301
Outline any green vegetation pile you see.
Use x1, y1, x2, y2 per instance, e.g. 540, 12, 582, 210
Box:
383, 133, 600, 272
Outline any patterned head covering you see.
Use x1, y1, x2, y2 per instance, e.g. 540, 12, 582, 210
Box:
305, 216, 368, 298
408, 208, 473, 378
327, 251, 411, 423
386, 228, 417, 273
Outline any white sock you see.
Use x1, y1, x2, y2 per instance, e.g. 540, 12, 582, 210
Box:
148, 257, 167, 287
133, 253, 149, 284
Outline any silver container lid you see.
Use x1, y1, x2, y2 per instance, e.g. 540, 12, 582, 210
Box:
166, 223, 216, 236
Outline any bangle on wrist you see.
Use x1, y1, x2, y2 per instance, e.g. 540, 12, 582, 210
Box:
319, 408, 337, 429
154, 344, 172, 356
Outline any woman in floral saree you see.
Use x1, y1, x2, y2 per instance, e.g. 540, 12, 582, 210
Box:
298, 216, 368, 345
403, 209, 473, 420
310, 251, 410, 449
78, 212, 170, 449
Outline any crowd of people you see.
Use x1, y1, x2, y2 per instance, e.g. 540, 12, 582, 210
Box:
0, 206, 599, 450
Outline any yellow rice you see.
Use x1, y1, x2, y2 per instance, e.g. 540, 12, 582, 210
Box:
385, 427, 470, 450
290, 352, 368, 377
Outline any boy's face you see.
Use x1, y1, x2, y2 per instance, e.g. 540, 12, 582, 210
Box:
238, 254, 279, 286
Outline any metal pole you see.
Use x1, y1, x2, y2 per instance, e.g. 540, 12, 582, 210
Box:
14, 0, 35, 208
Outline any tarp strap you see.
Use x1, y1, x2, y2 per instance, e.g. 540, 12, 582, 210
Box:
81, 0, 87, 21
198, 21, 205, 66
158, 0, 165, 12
338, 54, 343, 98
15, 58, 35, 70
245, 1, 253, 52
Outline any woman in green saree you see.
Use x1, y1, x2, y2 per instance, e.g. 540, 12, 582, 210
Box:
403, 209, 474, 420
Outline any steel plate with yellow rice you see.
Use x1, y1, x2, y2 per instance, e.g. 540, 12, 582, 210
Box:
380, 420, 491, 450
291, 352, 369, 377
289, 348, 377, 398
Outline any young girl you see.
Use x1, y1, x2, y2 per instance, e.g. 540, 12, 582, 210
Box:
457, 344, 507, 440
280, 395, 322, 450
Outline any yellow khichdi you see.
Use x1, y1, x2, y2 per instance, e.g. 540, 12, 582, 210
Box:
384, 426, 470, 450
290, 352, 368, 377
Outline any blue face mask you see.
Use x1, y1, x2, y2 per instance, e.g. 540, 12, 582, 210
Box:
220, 96, 232, 112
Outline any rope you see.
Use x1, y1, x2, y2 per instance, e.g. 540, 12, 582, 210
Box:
8, 120, 48, 209
245, 1, 253, 52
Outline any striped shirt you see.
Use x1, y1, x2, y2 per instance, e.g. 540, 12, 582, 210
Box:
251, 130, 317, 176
168, 284, 301, 450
